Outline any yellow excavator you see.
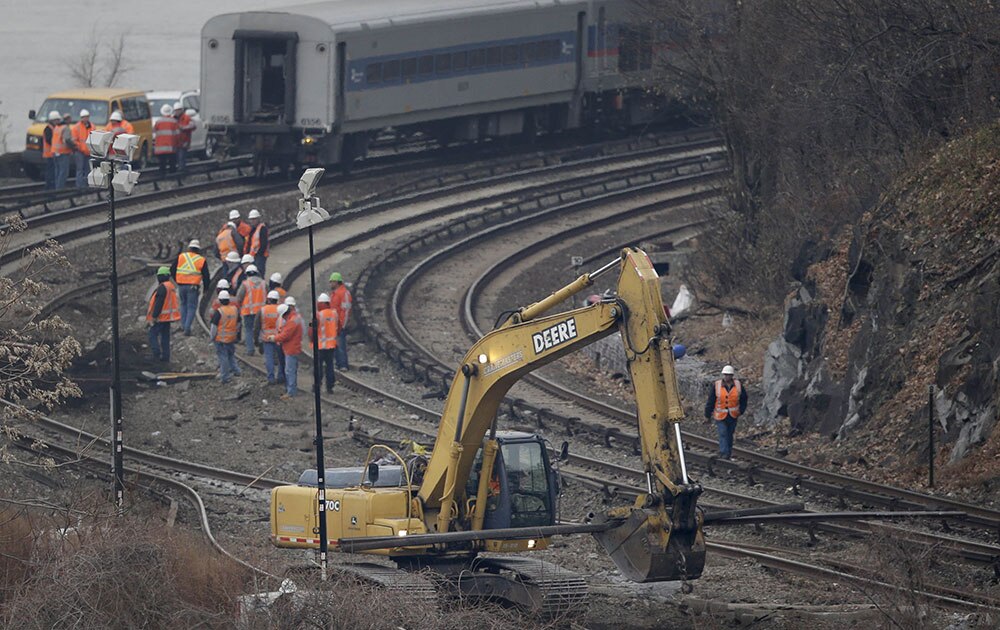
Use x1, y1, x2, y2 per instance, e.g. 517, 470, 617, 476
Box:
271, 247, 705, 611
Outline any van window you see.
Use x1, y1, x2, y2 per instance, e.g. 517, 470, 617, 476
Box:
183, 95, 200, 112
34, 99, 109, 125
123, 97, 149, 121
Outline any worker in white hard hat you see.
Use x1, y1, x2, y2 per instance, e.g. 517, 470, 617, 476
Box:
226, 209, 252, 249
268, 272, 287, 302
71, 109, 93, 189
52, 112, 76, 190
154, 103, 180, 176
274, 296, 303, 399
705, 365, 748, 459
211, 278, 231, 312
255, 289, 285, 384
173, 102, 197, 172
235, 264, 267, 356
209, 290, 242, 384
42, 111, 62, 189
170, 238, 211, 335
216, 218, 245, 262
105, 110, 134, 136
309, 292, 340, 393
246, 208, 269, 275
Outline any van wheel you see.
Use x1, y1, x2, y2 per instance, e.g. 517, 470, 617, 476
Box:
22, 163, 42, 181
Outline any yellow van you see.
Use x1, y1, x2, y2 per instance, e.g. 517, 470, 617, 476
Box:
22, 88, 153, 180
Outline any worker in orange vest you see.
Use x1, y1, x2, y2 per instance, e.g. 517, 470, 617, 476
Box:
209, 290, 242, 384
153, 103, 180, 176
272, 297, 303, 399
227, 209, 252, 250
247, 209, 269, 274
52, 112, 76, 190
254, 290, 285, 384
146, 266, 181, 362
216, 221, 243, 262
170, 239, 211, 336
328, 272, 353, 370
42, 110, 61, 190
173, 103, 197, 172
210, 279, 231, 312
105, 110, 133, 137
236, 264, 267, 356
268, 272, 287, 302
704, 365, 748, 459
71, 109, 94, 189
309, 293, 340, 394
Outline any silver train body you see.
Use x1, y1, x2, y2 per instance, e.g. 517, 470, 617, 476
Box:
201, 0, 661, 167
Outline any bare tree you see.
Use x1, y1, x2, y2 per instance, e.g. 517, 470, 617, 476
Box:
64, 29, 131, 88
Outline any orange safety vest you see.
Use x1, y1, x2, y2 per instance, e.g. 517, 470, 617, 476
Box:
215, 304, 239, 343
259, 303, 281, 341
175, 251, 206, 285
42, 124, 55, 158
104, 122, 128, 138
146, 281, 180, 323
240, 276, 267, 316
249, 223, 268, 257
236, 221, 252, 247
153, 118, 179, 155
72, 121, 93, 155
216, 225, 238, 259
273, 286, 287, 302
713, 379, 742, 421
331, 284, 352, 328
177, 112, 194, 148
315, 307, 339, 350
51, 124, 72, 156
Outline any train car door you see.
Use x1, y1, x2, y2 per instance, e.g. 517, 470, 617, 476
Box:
233, 31, 298, 125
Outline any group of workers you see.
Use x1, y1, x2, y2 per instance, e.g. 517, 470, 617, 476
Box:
152, 103, 197, 175
145, 209, 353, 401
42, 103, 197, 190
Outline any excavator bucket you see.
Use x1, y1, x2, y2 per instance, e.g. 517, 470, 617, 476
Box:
592, 509, 705, 583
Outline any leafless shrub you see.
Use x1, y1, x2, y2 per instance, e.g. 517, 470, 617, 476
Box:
65, 28, 132, 88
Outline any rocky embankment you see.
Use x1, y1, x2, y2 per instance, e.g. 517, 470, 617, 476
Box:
762, 124, 1000, 487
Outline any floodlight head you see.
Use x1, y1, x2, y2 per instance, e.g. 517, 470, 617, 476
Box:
111, 133, 140, 162
111, 166, 140, 195
296, 196, 330, 229
87, 165, 110, 189
86, 130, 115, 158
298, 168, 325, 198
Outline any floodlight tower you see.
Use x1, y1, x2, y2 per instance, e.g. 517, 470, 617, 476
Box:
295, 168, 332, 578
86, 131, 142, 514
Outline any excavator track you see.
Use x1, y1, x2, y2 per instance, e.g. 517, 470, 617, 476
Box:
336, 562, 440, 607
462, 556, 589, 618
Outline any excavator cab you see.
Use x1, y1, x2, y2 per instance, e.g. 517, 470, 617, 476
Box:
465, 432, 557, 530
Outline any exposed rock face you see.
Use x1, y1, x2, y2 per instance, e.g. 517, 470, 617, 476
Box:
760, 125, 1000, 467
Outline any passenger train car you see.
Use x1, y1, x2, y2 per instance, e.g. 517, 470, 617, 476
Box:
201, 0, 661, 170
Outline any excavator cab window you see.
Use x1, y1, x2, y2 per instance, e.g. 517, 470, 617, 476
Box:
469, 435, 556, 530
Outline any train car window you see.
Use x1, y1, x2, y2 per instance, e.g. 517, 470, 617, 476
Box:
383, 59, 400, 81
435, 53, 451, 74
469, 48, 486, 69
366, 62, 382, 84
452, 51, 468, 71
402, 57, 417, 79
486, 46, 502, 67
502, 45, 519, 66
520, 42, 536, 63
545, 40, 561, 60
418, 55, 434, 75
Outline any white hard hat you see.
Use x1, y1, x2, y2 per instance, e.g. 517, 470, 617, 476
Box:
109, 110, 122, 122
228, 209, 240, 220
241, 254, 254, 264
160, 104, 173, 117
218, 290, 231, 300
267, 290, 280, 300
318, 293, 330, 303
173, 101, 183, 111
47, 111, 61, 121
721, 365, 735, 375
225, 251, 241, 263
79, 109, 90, 117
188, 239, 201, 249
186, 108, 196, 116
269, 272, 282, 284
284, 296, 296, 307
277, 304, 289, 316
248, 209, 261, 219
246, 264, 258, 274
217, 279, 230, 289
